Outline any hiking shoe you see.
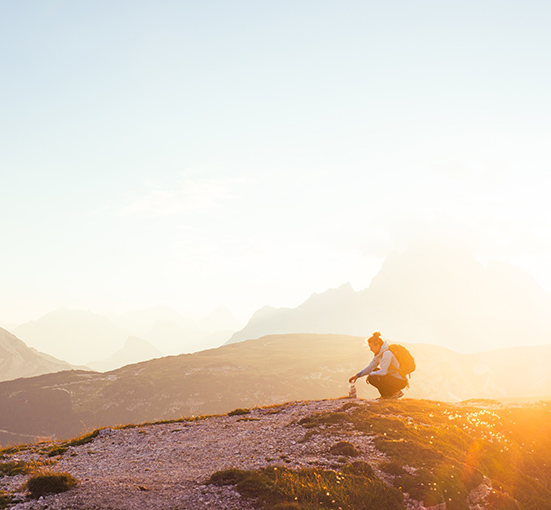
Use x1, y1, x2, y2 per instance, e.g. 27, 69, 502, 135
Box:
377, 390, 404, 400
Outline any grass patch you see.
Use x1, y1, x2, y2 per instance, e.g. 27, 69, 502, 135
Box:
0, 461, 33, 477
306, 400, 551, 510
207, 462, 404, 510
329, 441, 360, 458
297, 412, 349, 432
338, 401, 362, 412
485, 489, 520, 510
47, 446, 68, 457
113, 413, 219, 431
26, 472, 78, 499
62, 429, 100, 448
0, 491, 14, 509
228, 408, 251, 416
37, 430, 102, 457
0, 445, 27, 456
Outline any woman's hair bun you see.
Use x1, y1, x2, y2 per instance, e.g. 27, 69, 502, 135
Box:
367, 331, 383, 343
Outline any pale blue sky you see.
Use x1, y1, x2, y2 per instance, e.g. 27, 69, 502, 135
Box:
2, 1, 551, 324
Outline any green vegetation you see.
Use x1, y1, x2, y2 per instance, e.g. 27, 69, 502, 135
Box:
47, 445, 68, 457
228, 408, 251, 416
297, 400, 551, 510
26, 471, 78, 499
0, 460, 33, 477
261, 405, 284, 415
39, 429, 102, 457
114, 413, 217, 431
62, 429, 100, 448
0, 491, 14, 509
297, 412, 349, 430
207, 462, 404, 510
0, 444, 31, 457
3, 396, 550, 510
329, 441, 360, 458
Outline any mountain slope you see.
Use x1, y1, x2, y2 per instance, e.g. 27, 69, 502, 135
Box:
1, 333, 550, 445
228, 243, 551, 352
0, 327, 78, 383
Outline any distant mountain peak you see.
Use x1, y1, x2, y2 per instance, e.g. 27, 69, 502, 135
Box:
123, 336, 162, 350
87, 336, 163, 372
198, 306, 243, 330
305, 282, 357, 303
306, 282, 355, 299
227, 243, 551, 352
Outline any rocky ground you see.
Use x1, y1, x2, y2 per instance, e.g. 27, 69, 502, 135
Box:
1, 397, 502, 510
2, 398, 396, 510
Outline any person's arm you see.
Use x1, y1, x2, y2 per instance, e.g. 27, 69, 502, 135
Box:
371, 351, 392, 376
350, 357, 379, 383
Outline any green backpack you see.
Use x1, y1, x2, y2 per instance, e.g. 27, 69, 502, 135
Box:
389, 344, 416, 379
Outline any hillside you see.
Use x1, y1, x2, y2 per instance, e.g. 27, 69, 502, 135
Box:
1, 398, 550, 510
0, 328, 78, 384
228, 243, 551, 352
1, 333, 550, 446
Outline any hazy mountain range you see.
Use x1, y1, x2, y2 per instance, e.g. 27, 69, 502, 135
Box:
228, 242, 551, 352
86, 336, 164, 372
11, 305, 243, 367
1, 332, 550, 446
4, 241, 551, 383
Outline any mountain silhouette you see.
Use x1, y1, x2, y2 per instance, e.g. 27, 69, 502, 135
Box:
135, 305, 243, 354
13, 308, 128, 365
13, 306, 244, 366
87, 336, 164, 372
228, 242, 551, 352
107, 305, 196, 333
227, 283, 371, 343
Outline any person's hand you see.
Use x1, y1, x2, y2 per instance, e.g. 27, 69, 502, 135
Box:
349, 375, 358, 384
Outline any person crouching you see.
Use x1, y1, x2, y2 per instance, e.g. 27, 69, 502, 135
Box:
349, 331, 407, 399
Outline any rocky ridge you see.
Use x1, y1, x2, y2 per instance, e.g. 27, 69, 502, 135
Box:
0, 397, 503, 510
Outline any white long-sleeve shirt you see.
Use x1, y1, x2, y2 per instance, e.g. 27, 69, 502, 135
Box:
356, 341, 405, 380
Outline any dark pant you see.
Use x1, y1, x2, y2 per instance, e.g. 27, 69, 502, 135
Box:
367, 374, 407, 397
